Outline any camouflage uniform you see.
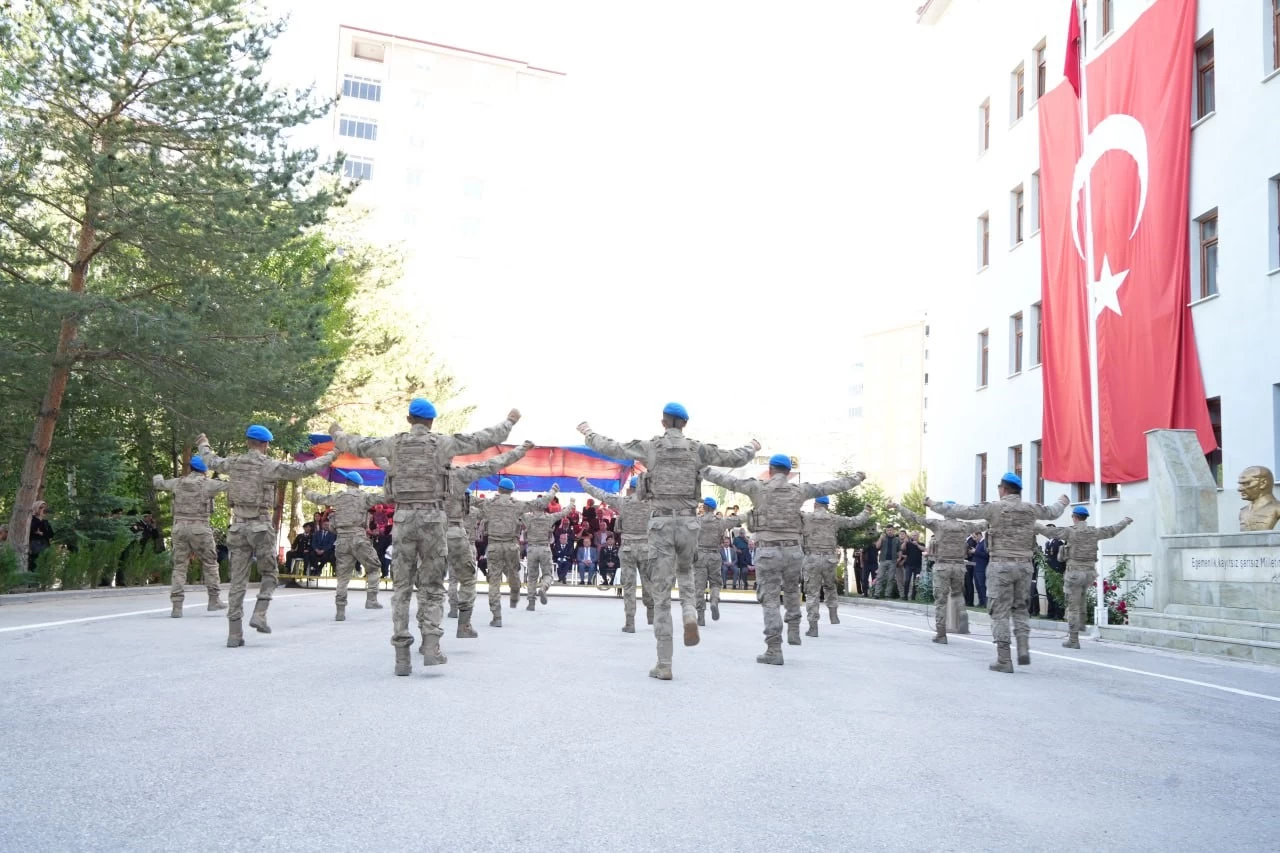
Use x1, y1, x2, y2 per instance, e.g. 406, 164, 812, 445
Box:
470, 491, 554, 626
521, 503, 571, 610
582, 481, 652, 633
440, 445, 530, 631
1037, 517, 1132, 647
152, 472, 229, 614
583, 427, 754, 679
702, 469, 863, 664
693, 512, 739, 625
305, 485, 388, 618
936, 494, 1069, 670
196, 443, 336, 646
897, 506, 986, 643
332, 417, 514, 673
800, 506, 871, 635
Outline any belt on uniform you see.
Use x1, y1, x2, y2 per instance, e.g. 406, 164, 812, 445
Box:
398, 501, 443, 509
649, 508, 695, 517
759, 539, 800, 548
447, 519, 468, 528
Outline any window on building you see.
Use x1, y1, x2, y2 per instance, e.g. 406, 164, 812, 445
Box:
1206, 396, 1223, 487
1082, 0, 1089, 53
1031, 302, 1043, 366
1075, 482, 1092, 503
341, 75, 382, 102
1269, 175, 1280, 271
1012, 64, 1025, 121
1010, 312, 1024, 374
1009, 444, 1023, 480
1101, 0, 1114, 38
978, 329, 990, 387
1030, 171, 1041, 233
352, 40, 386, 62
1104, 483, 1121, 500
1035, 41, 1047, 98
1274, 0, 1280, 72
1011, 185, 1025, 246
338, 116, 378, 141
1198, 211, 1219, 299
977, 453, 988, 502
1196, 35, 1215, 119
848, 407, 863, 418
978, 212, 990, 268
342, 156, 373, 181
1031, 439, 1045, 503
979, 99, 990, 153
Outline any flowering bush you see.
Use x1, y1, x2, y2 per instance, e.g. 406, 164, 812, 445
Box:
1087, 556, 1151, 624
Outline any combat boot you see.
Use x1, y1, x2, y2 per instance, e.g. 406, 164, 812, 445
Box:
1063, 631, 1080, 649
1016, 635, 1031, 666
249, 602, 271, 634
805, 620, 819, 638
787, 624, 802, 646
828, 606, 839, 625
227, 619, 244, 648
208, 593, 226, 611
490, 611, 502, 628
170, 603, 182, 618
335, 603, 346, 622
422, 638, 448, 666
622, 615, 635, 634
394, 646, 411, 676
509, 589, 520, 609
456, 609, 477, 639
447, 603, 458, 619
697, 610, 706, 627
683, 620, 700, 647
365, 589, 382, 609
539, 587, 548, 606
645, 606, 654, 626
711, 601, 720, 621
989, 642, 1014, 673
650, 635, 673, 680
932, 625, 948, 644
526, 600, 535, 611
756, 642, 784, 666
649, 663, 673, 680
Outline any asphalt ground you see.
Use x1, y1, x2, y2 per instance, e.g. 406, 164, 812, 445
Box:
2, 585, 1277, 852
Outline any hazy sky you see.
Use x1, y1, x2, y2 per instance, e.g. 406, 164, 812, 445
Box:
263, 0, 938, 447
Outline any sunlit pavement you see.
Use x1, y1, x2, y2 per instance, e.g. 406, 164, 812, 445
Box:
2, 586, 1278, 852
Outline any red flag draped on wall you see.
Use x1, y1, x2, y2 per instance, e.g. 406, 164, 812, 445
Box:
1039, 0, 1215, 484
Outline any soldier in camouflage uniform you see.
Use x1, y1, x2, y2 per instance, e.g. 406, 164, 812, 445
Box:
330, 400, 518, 676
196, 425, 337, 647
579, 403, 757, 679
694, 497, 740, 626
305, 470, 388, 621
580, 476, 654, 633
469, 478, 557, 627
704, 456, 863, 665
522, 493, 572, 612
1037, 506, 1132, 649
930, 473, 1069, 672
801, 497, 870, 637
894, 502, 986, 644
152, 454, 229, 617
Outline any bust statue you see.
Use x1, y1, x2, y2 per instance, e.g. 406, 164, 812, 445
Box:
1237, 466, 1280, 531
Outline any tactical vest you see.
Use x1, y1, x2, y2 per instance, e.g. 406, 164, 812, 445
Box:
803, 511, 839, 551
485, 496, 522, 542
751, 479, 804, 537
444, 473, 468, 522
173, 474, 213, 523
228, 454, 270, 518
393, 431, 444, 504
619, 496, 651, 538
331, 489, 367, 534
524, 509, 560, 540
1063, 526, 1099, 564
647, 434, 700, 501
698, 516, 726, 549
933, 522, 971, 562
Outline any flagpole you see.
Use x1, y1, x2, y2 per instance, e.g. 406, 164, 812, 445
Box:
1075, 0, 1107, 631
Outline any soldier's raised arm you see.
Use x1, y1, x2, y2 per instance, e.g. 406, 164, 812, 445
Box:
1098, 517, 1134, 539
701, 466, 762, 502
329, 423, 394, 461
800, 472, 865, 501
891, 504, 931, 531
195, 434, 232, 475
152, 474, 181, 492
439, 409, 521, 459
521, 482, 560, 512
577, 421, 652, 463
926, 497, 991, 521
578, 478, 613, 505
1035, 521, 1067, 540
697, 438, 760, 470
843, 508, 874, 528
1036, 494, 1072, 520
305, 489, 337, 506
459, 441, 531, 484
262, 449, 337, 482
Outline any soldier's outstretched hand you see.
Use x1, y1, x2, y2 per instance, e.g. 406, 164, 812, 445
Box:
508, 408, 522, 423
194, 433, 208, 448
328, 422, 343, 437
576, 421, 591, 436
855, 471, 866, 481
1058, 493, 1071, 504
577, 476, 589, 486
750, 439, 762, 452
1123, 516, 1133, 524
522, 440, 535, 450
887, 501, 899, 511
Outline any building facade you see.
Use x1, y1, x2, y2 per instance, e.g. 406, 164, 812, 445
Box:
920, 0, 1280, 577
853, 320, 928, 498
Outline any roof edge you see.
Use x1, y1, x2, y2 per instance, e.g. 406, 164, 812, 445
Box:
340, 24, 566, 75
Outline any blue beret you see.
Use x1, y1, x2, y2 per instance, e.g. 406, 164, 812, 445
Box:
1073, 505, 1089, 517
662, 402, 689, 421
703, 496, 717, 509
408, 398, 437, 419
814, 495, 829, 505
189, 455, 207, 473
498, 477, 515, 491
1000, 472, 1022, 489
245, 424, 273, 442
343, 470, 364, 486
769, 453, 792, 471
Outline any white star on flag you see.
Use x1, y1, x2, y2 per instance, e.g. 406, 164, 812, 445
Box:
1091, 255, 1129, 317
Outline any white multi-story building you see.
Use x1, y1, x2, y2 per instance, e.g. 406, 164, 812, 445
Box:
852, 320, 929, 498
920, 0, 1280, 577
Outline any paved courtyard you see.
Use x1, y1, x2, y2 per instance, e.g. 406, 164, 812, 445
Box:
2, 586, 1278, 852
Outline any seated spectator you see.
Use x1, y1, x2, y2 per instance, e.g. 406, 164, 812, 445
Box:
576, 535, 598, 585
285, 522, 314, 571
310, 519, 336, 576
720, 535, 739, 589
599, 533, 620, 587
373, 525, 392, 577
552, 532, 575, 583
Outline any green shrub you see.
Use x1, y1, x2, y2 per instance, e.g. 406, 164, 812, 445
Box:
121, 543, 169, 586
34, 546, 63, 590
0, 544, 20, 593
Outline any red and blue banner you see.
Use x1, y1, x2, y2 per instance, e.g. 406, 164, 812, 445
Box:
296, 436, 640, 494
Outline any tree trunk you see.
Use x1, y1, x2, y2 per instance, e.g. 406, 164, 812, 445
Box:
6, 217, 96, 567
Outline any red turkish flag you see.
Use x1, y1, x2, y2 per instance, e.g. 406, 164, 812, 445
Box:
1063, 1, 1082, 97
1039, 0, 1215, 484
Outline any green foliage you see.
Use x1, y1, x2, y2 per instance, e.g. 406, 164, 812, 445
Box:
915, 569, 934, 604
34, 546, 63, 591
902, 472, 927, 525
0, 544, 20, 593
120, 541, 169, 586
1086, 555, 1152, 625
1035, 549, 1065, 618
833, 479, 905, 550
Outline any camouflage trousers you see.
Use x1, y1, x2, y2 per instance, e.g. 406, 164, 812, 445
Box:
227, 521, 277, 622
757, 544, 804, 646
693, 548, 723, 616
390, 509, 447, 650
445, 525, 478, 613
932, 561, 965, 633
526, 547, 555, 602
803, 552, 839, 624
987, 559, 1031, 646
334, 532, 381, 607
1063, 565, 1096, 634
170, 522, 220, 605
646, 515, 700, 667
619, 543, 653, 620
486, 541, 521, 615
